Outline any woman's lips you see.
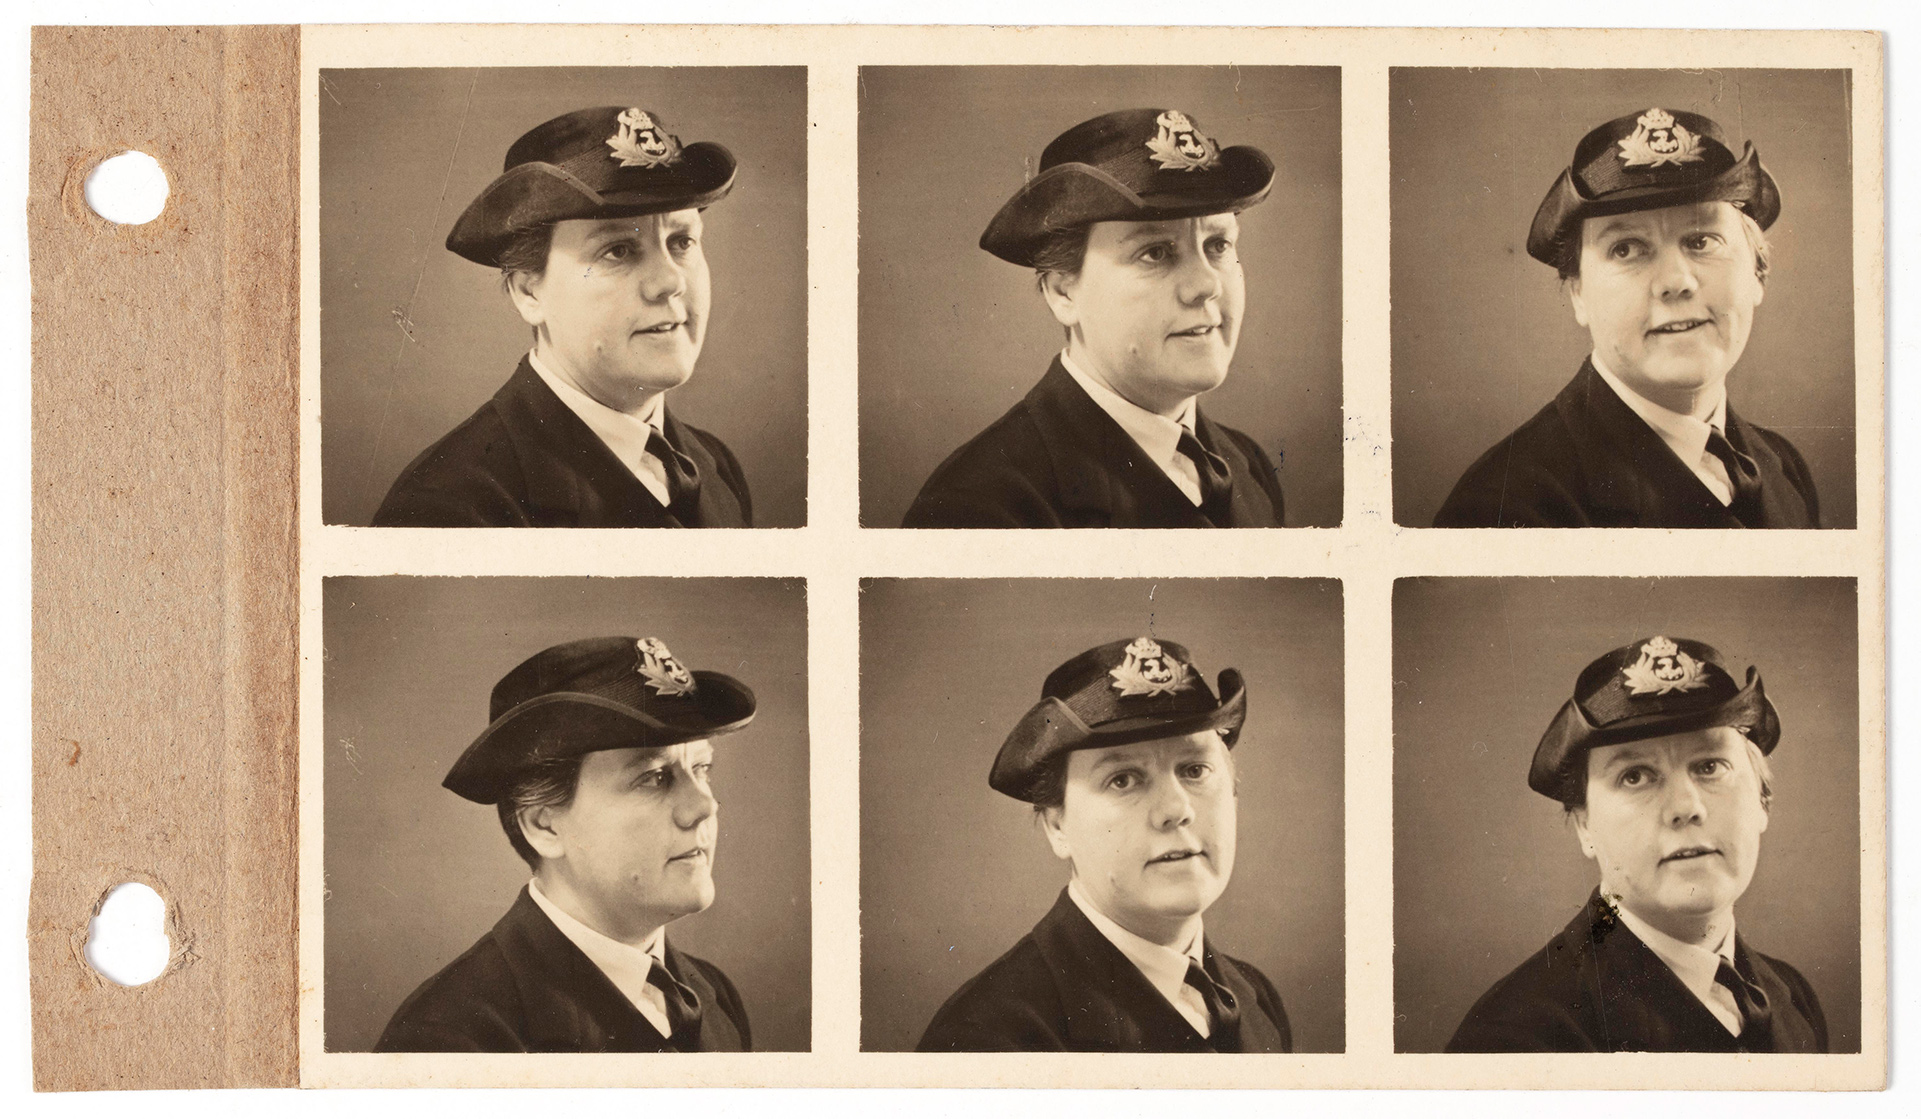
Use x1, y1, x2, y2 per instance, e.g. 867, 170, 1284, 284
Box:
1647, 318, 1710, 336
1660, 845, 1721, 864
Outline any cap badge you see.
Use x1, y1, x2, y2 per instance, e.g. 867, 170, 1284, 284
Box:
1110, 637, 1194, 698
1617, 108, 1704, 169
607, 108, 683, 170
1146, 110, 1222, 173
636, 637, 697, 697
1621, 636, 1708, 696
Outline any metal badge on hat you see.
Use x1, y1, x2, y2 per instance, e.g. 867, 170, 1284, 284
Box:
1617, 108, 1704, 169
1110, 637, 1194, 698
607, 108, 683, 170
1621, 636, 1708, 696
1145, 110, 1222, 172
636, 637, 698, 697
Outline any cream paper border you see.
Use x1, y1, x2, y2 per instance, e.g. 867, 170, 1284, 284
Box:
294, 23, 1887, 1089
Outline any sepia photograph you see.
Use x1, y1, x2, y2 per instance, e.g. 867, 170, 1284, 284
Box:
1393, 577, 1860, 1054
858, 66, 1343, 529
321, 576, 811, 1053
1390, 68, 1856, 529
319, 66, 808, 528
859, 578, 1345, 1053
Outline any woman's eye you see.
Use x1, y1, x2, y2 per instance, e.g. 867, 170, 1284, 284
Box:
669, 234, 698, 253
1684, 233, 1723, 252
1107, 772, 1138, 790
1205, 238, 1233, 256
635, 768, 668, 788
1620, 768, 1650, 787
1140, 244, 1172, 263
1608, 239, 1644, 260
1181, 763, 1212, 781
603, 242, 634, 261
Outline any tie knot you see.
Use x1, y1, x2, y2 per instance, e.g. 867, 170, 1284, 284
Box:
1715, 957, 1774, 1043
645, 428, 704, 519
1176, 430, 1235, 522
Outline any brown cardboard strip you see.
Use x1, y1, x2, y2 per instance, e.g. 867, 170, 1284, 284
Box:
29, 26, 299, 1091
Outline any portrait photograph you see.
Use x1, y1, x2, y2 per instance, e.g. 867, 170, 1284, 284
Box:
858, 66, 1343, 529
1392, 576, 1860, 1054
859, 577, 1345, 1053
1390, 68, 1856, 529
319, 66, 808, 528
321, 576, 811, 1053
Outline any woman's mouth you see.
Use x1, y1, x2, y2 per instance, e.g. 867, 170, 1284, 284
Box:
1168, 323, 1219, 340
1647, 317, 1710, 337
1660, 845, 1721, 864
1148, 848, 1205, 866
635, 320, 685, 336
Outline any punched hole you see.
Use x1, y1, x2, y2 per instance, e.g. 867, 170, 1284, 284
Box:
84, 882, 170, 986
83, 151, 169, 225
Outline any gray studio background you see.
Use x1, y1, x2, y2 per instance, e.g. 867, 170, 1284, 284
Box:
1392, 577, 1860, 1053
321, 67, 808, 527
858, 67, 1343, 528
1390, 68, 1856, 528
860, 578, 1345, 1052
323, 577, 811, 1051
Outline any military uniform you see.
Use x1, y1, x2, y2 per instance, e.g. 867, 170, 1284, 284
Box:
375, 104, 750, 528
903, 357, 1284, 528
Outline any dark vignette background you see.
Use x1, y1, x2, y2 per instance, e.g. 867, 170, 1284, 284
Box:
858, 67, 1344, 528
1390, 68, 1855, 528
323, 576, 811, 1052
1392, 577, 1860, 1053
860, 578, 1345, 1052
321, 67, 809, 527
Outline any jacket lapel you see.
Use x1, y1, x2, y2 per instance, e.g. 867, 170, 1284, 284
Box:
489, 887, 672, 1053
661, 940, 746, 1052
1577, 893, 1744, 1052
1735, 938, 1824, 1053
1555, 361, 1742, 528
1191, 411, 1279, 528
1024, 360, 1217, 529
491, 358, 683, 528
1722, 408, 1814, 529
1030, 890, 1218, 1052
661, 408, 745, 529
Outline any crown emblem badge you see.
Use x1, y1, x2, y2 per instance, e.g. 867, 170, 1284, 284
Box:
1145, 110, 1222, 172
1110, 637, 1194, 698
1621, 636, 1708, 696
636, 637, 697, 696
1617, 108, 1705, 170
607, 108, 683, 170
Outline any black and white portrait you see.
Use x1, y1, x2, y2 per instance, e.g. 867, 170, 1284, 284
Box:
1390, 68, 1856, 529
858, 67, 1343, 529
319, 67, 808, 528
322, 576, 811, 1053
1393, 577, 1860, 1054
860, 578, 1345, 1052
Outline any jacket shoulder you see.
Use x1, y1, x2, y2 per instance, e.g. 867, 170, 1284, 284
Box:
1433, 397, 1589, 528
1753, 947, 1832, 1051
676, 948, 754, 1049
676, 419, 755, 525
917, 933, 1068, 1051
372, 402, 531, 528
375, 932, 528, 1052
902, 400, 1063, 529
1446, 927, 1597, 1053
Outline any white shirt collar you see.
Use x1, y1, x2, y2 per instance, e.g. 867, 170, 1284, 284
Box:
1589, 352, 1734, 504
526, 349, 673, 505
1612, 900, 1743, 1037
1066, 878, 1213, 1037
1058, 350, 1205, 506
527, 878, 674, 1037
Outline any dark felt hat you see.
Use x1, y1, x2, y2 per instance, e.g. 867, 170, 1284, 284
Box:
1531, 635, 1779, 805
442, 635, 756, 804
446, 106, 737, 267
1527, 107, 1779, 267
979, 108, 1276, 267
990, 637, 1246, 804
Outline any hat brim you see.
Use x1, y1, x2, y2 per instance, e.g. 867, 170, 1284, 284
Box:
1528, 666, 1779, 803
1526, 143, 1779, 266
446, 141, 737, 267
989, 669, 1247, 803
980, 146, 1275, 267
442, 669, 756, 803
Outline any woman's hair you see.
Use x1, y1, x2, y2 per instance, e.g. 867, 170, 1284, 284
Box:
495, 753, 584, 868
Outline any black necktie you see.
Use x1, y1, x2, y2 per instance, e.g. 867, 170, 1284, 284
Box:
647, 959, 704, 1050
1184, 959, 1243, 1051
1176, 430, 1235, 524
1704, 427, 1764, 525
644, 428, 703, 522
1715, 957, 1774, 1050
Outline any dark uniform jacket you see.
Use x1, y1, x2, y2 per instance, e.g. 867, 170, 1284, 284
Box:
1433, 360, 1821, 529
917, 889, 1293, 1053
372, 358, 753, 528
902, 358, 1285, 528
375, 887, 751, 1053
1447, 892, 1828, 1053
